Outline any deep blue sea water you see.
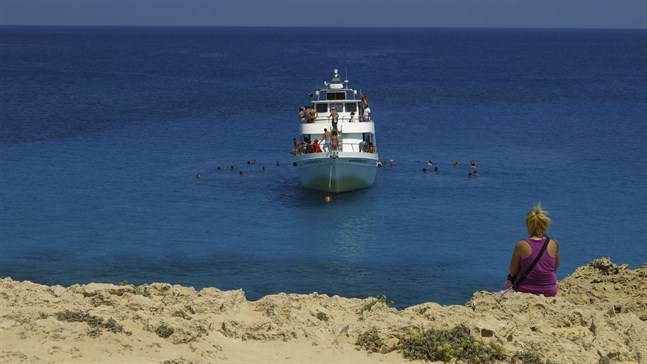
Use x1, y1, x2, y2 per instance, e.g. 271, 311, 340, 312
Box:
1, 26, 646, 308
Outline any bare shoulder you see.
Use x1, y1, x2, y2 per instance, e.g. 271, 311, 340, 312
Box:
550, 238, 559, 250
515, 239, 532, 258
515, 239, 529, 248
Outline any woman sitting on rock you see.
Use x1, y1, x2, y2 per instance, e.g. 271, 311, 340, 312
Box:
508, 203, 560, 296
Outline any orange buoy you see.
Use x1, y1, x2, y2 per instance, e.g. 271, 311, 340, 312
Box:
325, 195, 332, 203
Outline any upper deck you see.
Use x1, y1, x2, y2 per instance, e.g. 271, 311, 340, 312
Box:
299, 69, 374, 134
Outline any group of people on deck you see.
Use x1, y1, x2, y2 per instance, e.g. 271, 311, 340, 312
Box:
290, 128, 344, 155
298, 106, 318, 124
298, 103, 372, 125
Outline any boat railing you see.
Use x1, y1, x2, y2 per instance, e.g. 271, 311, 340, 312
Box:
300, 114, 372, 125
294, 141, 376, 155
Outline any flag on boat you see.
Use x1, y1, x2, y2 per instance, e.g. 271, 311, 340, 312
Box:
360, 90, 368, 108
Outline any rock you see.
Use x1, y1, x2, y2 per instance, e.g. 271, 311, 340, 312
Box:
50, 285, 66, 298
0, 257, 645, 363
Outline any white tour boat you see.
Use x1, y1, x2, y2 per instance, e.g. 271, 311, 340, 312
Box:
293, 69, 378, 193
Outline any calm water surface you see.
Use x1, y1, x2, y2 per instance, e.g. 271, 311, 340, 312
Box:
1, 27, 646, 307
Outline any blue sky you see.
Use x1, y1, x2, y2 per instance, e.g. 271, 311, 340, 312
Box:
1, 0, 645, 28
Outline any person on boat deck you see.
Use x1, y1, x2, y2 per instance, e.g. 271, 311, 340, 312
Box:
299, 108, 306, 124
329, 107, 339, 131
322, 128, 332, 152
362, 105, 371, 122
335, 129, 343, 149
312, 139, 322, 153
349, 111, 356, 123
291, 138, 301, 155
331, 131, 339, 150
306, 107, 316, 123
508, 203, 560, 297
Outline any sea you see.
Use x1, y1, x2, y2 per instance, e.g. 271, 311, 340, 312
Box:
1, 26, 646, 308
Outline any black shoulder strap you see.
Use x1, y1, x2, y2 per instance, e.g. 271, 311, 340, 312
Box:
513, 236, 550, 290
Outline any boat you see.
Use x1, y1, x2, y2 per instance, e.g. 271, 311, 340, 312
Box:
293, 69, 379, 193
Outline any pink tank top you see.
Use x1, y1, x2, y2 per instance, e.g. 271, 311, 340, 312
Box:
516, 237, 558, 297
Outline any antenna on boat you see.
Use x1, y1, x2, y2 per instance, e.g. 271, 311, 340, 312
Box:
344, 64, 349, 86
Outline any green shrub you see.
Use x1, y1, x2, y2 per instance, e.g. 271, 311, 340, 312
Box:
134, 285, 151, 297
56, 310, 126, 336
376, 295, 395, 307
509, 349, 544, 364
118, 280, 151, 297
398, 325, 506, 363
156, 323, 175, 338
360, 295, 394, 313
356, 327, 386, 353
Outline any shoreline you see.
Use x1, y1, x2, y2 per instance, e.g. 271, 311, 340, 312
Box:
1, 257, 645, 363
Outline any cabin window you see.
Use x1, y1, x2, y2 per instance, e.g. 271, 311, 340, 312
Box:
345, 103, 357, 112
315, 104, 327, 113
327, 92, 346, 100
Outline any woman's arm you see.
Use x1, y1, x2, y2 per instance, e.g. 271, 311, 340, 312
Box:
509, 240, 526, 277
553, 239, 560, 274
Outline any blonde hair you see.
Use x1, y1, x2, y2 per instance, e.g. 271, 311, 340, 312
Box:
526, 202, 552, 237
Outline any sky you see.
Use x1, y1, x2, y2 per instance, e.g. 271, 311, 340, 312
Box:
0, 0, 645, 28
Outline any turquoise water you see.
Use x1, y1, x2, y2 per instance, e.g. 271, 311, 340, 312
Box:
1, 27, 646, 307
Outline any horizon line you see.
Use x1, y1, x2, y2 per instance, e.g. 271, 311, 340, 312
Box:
1, 24, 646, 31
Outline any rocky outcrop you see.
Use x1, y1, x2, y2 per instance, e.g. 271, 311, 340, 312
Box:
0, 258, 644, 363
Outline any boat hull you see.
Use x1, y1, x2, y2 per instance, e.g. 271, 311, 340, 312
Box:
295, 152, 378, 193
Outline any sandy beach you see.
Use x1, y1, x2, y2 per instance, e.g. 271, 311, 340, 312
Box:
1, 257, 645, 363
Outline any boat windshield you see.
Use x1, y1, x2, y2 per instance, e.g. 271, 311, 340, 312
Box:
324, 91, 347, 100
315, 103, 327, 113
314, 102, 356, 113
328, 102, 344, 113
